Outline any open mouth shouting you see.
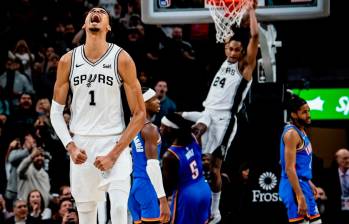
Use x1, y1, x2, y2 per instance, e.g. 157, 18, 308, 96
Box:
90, 14, 101, 24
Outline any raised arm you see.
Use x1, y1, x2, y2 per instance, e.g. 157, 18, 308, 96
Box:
242, 1, 259, 81
108, 50, 146, 162
284, 129, 308, 216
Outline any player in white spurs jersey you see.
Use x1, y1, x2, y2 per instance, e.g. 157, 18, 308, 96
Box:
181, 1, 259, 223
50, 7, 145, 224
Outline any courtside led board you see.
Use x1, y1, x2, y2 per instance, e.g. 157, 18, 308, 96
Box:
292, 88, 349, 120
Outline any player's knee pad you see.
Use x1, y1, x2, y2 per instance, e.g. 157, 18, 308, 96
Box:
76, 201, 98, 213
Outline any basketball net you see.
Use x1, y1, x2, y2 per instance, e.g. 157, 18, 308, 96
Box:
206, 0, 249, 43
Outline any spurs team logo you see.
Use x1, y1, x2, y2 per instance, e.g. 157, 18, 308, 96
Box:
252, 171, 281, 203
87, 74, 97, 87
73, 74, 113, 86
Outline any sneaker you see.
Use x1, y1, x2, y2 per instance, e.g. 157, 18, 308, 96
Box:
208, 212, 221, 224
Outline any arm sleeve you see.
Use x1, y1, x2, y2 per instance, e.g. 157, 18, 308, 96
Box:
146, 159, 166, 198
50, 100, 73, 148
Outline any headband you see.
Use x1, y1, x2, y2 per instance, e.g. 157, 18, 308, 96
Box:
143, 88, 156, 102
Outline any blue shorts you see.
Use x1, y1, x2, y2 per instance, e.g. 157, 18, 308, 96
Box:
279, 178, 321, 223
128, 178, 160, 223
171, 179, 211, 224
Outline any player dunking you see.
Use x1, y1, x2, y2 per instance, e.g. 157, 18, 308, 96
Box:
279, 95, 322, 224
128, 87, 170, 223
50, 7, 145, 224
180, 1, 259, 222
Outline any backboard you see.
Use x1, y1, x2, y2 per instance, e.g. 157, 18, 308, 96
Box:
141, 0, 330, 24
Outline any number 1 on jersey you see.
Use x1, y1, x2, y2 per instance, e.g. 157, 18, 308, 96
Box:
89, 90, 96, 106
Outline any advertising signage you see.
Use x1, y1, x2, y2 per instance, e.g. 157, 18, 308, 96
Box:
292, 88, 349, 120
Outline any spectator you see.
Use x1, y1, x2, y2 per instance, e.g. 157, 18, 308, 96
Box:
324, 148, 349, 224
138, 70, 151, 87
40, 53, 59, 100
51, 198, 76, 224
8, 93, 37, 135
0, 58, 35, 107
8, 40, 35, 80
4, 199, 39, 224
153, 80, 176, 127
157, 25, 198, 110
0, 194, 13, 222
35, 98, 51, 117
4, 137, 29, 205
27, 189, 52, 221
58, 186, 72, 202
0, 86, 10, 124
17, 147, 51, 208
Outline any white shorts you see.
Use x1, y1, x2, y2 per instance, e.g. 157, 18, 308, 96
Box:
70, 135, 132, 203
183, 109, 237, 155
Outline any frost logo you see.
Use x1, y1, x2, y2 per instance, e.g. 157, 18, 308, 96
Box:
258, 172, 277, 190
252, 171, 281, 203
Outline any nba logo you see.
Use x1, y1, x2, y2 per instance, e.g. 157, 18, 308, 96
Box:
159, 0, 171, 8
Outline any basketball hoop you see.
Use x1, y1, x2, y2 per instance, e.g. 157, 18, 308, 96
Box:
206, 0, 249, 43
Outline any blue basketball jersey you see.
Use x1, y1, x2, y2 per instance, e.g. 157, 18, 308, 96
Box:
279, 124, 321, 222
280, 124, 313, 180
131, 131, 161, 179
129, 129, 162, 222
168, 140, 211, 224
169, 140, 205, 187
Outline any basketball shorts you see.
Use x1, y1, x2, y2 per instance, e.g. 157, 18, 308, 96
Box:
128, 178, 160, 223
183, 109, 237, 155
279, 177, 321, 223
71, 134, 132, 203
171, 178, 211, 224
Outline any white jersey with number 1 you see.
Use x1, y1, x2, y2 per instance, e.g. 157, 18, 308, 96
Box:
69, 43, 124, 136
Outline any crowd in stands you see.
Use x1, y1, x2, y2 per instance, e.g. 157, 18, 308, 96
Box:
0, 0, 214, 223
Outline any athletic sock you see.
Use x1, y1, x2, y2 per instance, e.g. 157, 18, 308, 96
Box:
211, 191, 221, 215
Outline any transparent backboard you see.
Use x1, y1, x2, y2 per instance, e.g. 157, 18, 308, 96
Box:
141, 0, 330, 24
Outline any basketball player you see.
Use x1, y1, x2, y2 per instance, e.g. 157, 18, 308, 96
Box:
279, 95, 322, 224
128, 87, 170, 223
161, 113, 211, 224
50, 7, 145, 224
180, 1, 259, 222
